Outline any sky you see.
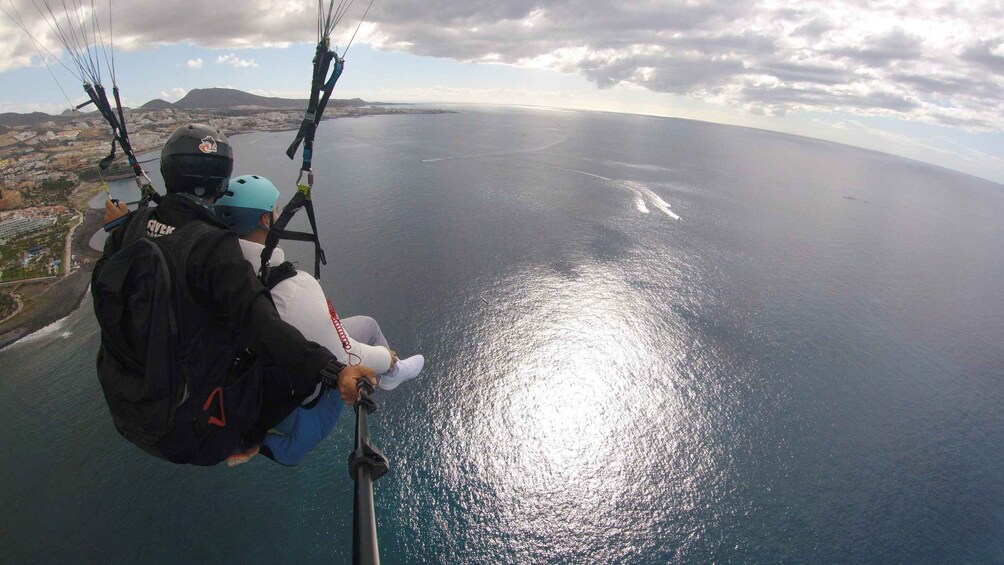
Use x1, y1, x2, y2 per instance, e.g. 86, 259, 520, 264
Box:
0, 0, 1002, 184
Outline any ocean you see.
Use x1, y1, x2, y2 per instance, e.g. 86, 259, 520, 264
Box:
2, 106, 1003, 563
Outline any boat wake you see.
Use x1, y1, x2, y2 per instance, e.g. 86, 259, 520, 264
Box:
422, 143, 681, 219
623, 180, 680, 219
605, 160, 678, 174
538, 165, 681, 220
421, 136, 568, 163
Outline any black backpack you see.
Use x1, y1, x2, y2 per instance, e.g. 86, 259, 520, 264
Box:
92, 208, 263, 465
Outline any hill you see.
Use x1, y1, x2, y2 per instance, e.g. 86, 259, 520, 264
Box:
172, 88, 367, 110
140, 99, 174, 110
173, 88, 304, 110
0, 112, 70, 127
0, 89, 374, 127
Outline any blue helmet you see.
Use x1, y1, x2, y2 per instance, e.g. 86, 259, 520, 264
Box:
214, 174, 280, 236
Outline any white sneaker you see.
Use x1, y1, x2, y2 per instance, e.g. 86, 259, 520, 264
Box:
379, 354, 424, 391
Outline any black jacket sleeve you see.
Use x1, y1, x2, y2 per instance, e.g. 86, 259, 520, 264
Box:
186, 231, 335, 395
91, 213, 129, 289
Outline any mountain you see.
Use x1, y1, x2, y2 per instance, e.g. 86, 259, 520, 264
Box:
140, 98, 174, 110
172, 88, 368, 110
337, 98, 368, 108
173, 88, 305, 110
0, 89, 373, 128
0, 112, 71, 127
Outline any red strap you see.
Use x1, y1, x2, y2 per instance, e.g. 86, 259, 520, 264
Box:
202, 386, 226, 427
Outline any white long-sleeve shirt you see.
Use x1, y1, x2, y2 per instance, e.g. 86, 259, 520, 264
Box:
238, 240, 393, 393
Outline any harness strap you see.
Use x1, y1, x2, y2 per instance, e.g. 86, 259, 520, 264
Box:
273, 230, 317, 242
302, 194, 326, 276
264, 261, 298, 290
258, 187, 326, 284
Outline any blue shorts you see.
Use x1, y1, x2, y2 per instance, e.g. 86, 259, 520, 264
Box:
260, 387, 344, 466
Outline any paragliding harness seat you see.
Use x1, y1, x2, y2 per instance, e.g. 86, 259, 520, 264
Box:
92, 208, 263, 466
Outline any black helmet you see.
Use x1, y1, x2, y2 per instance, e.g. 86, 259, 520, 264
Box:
160, 124, 234, 199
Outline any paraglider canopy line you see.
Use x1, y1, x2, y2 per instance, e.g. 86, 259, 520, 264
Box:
1, 2, 78, 107
343, 0, 375, 56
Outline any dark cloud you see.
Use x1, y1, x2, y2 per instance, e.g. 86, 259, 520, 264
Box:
741, 85, 919, 113
792, 18, 833, 39
891, 73, 987, 97
754, 62, 850, 85
827, 29, 924, 67
961, 40, 1004, 75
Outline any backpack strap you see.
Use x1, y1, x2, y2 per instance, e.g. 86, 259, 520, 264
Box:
168, 221, 223, 266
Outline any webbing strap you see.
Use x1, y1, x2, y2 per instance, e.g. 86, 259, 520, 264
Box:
286, 41, 344, 166
264, 39, 343, 285
302, 195, 326, 276
112, 86, 132, 161
258, 188, 326, 284
275, 230, 316, 242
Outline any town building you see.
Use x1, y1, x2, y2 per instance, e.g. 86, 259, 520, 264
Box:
0, 216, 56, 242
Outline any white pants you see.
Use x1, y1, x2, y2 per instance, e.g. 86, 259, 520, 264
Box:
341, 315, 390, 351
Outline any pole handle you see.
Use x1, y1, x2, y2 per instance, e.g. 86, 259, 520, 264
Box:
355, 379, 377, 413
348, 442, 389, 481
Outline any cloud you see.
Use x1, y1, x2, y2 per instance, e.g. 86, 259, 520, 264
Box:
359, 0, 1004, 131
0, 101, 76, 114
826, 29, 924, 67
368, 84, 590, 103
1, 0, 1002, 131
186, 58, 203, 69
961, 40, 1004, 75
216, 54, 258, 68
158, 88, 187, 102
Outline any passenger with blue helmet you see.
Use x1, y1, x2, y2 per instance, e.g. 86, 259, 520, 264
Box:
214, 174, 425, 466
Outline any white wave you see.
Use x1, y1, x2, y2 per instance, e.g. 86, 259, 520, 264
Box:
4, 285, 91, 350
9, 317, 70, 348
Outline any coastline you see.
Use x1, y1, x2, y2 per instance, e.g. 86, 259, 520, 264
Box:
0, 206, 103, 350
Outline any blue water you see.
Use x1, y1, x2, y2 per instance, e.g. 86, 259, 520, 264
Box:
4, 107, 1004, 563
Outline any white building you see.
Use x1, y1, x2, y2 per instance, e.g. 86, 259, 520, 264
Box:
0, 216, 56, 241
